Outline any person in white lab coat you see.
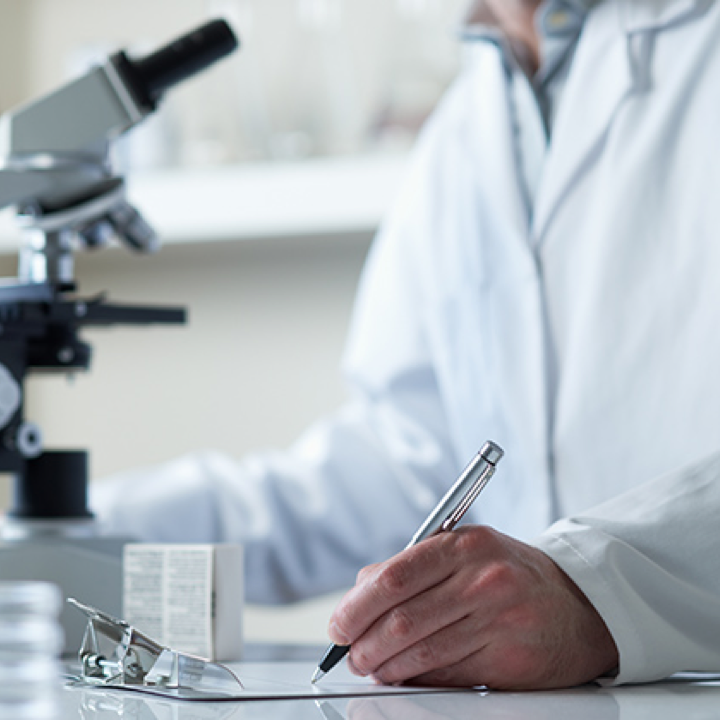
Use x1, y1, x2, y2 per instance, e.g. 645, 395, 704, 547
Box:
94, 0, 720, 689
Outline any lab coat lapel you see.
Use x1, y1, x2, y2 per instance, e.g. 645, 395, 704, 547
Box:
533, 0, 711, 243
532, 4, 633, 242
464, 44, 554, 532
466, 42, 534, 261
619, 0, 711, 32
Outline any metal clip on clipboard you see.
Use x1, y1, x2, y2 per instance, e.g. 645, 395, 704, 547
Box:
67, 598, 243, 697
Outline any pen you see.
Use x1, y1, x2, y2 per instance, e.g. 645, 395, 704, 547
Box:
310, 440, 504, 684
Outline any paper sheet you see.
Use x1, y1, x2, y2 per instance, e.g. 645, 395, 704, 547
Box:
66, 661, 469, 702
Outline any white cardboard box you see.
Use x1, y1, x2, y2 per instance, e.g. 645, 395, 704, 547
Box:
123, 544, 243, 662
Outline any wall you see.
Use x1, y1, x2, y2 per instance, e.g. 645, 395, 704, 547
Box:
0, 0, 468, 642
11, 233, 370, 482
0, 1, 32, 109
0, 0, 468, 488
0, 234, 369, 643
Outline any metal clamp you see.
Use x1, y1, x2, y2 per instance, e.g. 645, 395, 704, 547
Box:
68, 598, 243, 695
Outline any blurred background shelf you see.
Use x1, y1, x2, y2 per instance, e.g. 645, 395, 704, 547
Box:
0, 154, 409, 252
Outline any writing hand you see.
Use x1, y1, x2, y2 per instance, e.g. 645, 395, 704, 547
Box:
328, 525, 618, 690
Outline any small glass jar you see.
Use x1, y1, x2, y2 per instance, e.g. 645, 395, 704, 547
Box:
0, 582, 63, 720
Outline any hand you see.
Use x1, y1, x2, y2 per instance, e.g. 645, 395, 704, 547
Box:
328, 525, 618, 690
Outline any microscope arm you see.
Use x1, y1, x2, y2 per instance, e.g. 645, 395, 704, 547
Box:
0, 20, 238, 656
0, 59, 143, 213
0, 19, 237, 213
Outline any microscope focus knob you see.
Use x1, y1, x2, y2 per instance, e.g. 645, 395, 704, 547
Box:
15, 422, 43, 459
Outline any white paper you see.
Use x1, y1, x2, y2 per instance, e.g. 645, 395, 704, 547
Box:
66, 661, 469, 702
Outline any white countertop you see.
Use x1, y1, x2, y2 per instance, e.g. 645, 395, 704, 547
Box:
55, 672, 720, 720
0, 154, 408, 254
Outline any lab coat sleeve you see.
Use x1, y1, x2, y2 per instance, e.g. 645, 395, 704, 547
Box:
532, 449, 720, 684
91, 78, 473, 605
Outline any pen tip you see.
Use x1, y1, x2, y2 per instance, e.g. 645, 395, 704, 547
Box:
311, 668, 325, 684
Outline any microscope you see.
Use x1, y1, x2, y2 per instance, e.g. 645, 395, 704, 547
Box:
0, 19, 238, 653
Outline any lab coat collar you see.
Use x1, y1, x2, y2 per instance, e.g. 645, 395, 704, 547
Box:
530, 2, 631, 243
459, 0, 708, 32
459, 0, 713, 247
617, 0, 713, 34
460, 0, 601, 37
529, 0, 712, 244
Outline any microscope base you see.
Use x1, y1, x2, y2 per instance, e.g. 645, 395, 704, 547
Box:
0, 535, 128, 656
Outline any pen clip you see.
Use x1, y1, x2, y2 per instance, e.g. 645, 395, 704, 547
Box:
440, 463, 495, 532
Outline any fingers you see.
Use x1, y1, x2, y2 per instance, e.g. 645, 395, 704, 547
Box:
368, 613, 543, 690
329, 534, 461, 646
334, 527, 511, 666
361, 615, 488, 687
345, 541, 506, 678
347, 583, 472, 679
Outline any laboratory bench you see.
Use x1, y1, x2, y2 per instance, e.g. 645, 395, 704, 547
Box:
53, 643, 720, 720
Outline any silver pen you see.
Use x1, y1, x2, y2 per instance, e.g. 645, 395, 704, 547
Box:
311, 440, 504, 684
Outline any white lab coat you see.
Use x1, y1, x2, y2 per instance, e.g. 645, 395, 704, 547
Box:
94, 0, 720, 684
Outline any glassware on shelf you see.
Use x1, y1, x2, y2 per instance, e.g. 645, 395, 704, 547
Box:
204, 0, 463, 162
394, 0, 444, 21
296, 0, 343, 30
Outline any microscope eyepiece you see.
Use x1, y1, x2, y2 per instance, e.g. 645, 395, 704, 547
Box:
113, 19, 239, 110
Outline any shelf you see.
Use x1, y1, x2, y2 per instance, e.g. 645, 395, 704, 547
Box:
0, 154, 409, 254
